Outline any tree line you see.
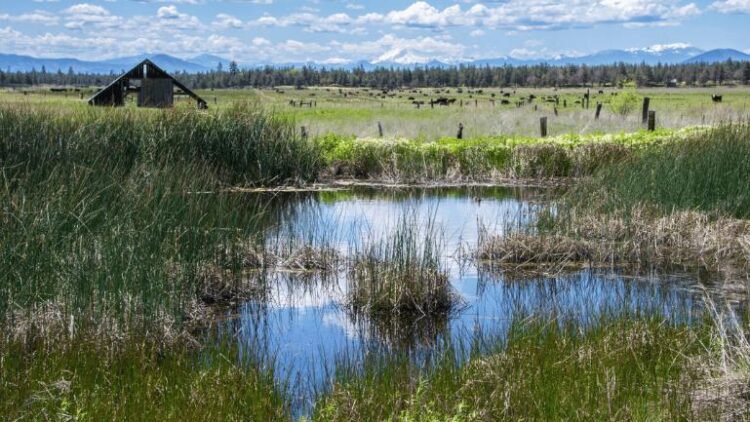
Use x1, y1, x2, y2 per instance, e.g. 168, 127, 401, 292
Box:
3, 60, 750, 89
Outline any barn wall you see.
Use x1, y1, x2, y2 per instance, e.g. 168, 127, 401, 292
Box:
90, 80, 125, 106
138, 78, 174, 108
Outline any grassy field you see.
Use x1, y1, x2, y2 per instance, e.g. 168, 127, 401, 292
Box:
2, 88, 750, 420
3, 85, 750, 139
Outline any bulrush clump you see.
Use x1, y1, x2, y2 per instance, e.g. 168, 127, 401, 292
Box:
347, 215, 458, 317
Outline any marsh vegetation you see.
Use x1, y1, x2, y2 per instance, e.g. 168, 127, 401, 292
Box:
2, 87, 750, 420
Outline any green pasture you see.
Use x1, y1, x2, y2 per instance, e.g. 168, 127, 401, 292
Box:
3, 85, 750, 139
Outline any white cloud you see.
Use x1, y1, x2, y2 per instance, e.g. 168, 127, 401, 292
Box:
65, 3, 110, 16
131, 0, 204, 4
155, 6, 203, 29
212, 13, 243, 29
333, 34, 467, 64
0, 11, 59, 26
251, 12, 359, 33
626, 42, 694, 53
710, 0, 750, 13
246, 0, 701, 35
509, 47, 583, 60
385, 2, 469, 28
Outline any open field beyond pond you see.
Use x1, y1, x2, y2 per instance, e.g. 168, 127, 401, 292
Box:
2, 86, 750, 420
4, 85, 750, 139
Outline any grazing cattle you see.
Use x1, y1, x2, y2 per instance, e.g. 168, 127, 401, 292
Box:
712, 95, 723, 103
431, 97, 457, 106
501, 99, 510, 105
503, 93, 511, 97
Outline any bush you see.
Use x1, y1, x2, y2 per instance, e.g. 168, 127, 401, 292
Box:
609, 90, 641, 116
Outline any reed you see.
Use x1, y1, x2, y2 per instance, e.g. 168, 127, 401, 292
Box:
347, 213, 456, 317
0, 103, 320, 345
573, 122, 750, 218
0, 339, 288, 421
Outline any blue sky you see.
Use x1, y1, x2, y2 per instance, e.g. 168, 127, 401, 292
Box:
1, 0, 749, 64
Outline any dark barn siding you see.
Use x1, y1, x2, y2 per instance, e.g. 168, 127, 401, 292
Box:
139, 78, 174, 108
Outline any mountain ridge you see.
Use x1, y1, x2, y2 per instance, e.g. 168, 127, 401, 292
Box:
1, 47, 748, 74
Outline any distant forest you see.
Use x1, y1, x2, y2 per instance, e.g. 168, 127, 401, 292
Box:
3, 60, 750, 89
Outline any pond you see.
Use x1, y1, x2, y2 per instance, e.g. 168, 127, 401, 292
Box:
216, 186, 731, 415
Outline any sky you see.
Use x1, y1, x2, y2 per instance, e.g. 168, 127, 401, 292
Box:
1, 0, 749, 64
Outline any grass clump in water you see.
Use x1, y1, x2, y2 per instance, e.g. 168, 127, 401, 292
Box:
347, 213, 456, 317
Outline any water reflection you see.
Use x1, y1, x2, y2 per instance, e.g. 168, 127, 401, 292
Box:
219, 187, 733, 415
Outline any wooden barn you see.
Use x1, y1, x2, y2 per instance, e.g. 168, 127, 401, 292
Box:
88, 59, 207, 109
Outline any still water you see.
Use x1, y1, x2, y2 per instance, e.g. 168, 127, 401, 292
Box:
217, 187, 725, 414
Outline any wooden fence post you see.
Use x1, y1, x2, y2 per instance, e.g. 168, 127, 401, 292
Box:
378, 122, 383, 138
642, 97, 651, 124
301, 126, 308, 139
648, 111, 656, 131
595, 102, 603, 120
457, 123, 464, 140
586, 89, 590, 109
540, 117, 548, 138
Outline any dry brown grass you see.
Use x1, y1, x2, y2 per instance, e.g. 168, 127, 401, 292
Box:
279, 245, 340, 272
478, 206, 750, 274
688, 293, 750, 421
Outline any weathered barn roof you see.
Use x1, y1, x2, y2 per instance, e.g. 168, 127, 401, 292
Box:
88, 59, 207, 109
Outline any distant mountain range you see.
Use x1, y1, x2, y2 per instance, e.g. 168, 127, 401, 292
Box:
683, 49, 750, 64
1, 47, 749, 74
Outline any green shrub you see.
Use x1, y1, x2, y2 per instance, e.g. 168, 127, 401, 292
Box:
609, 90, 642, 116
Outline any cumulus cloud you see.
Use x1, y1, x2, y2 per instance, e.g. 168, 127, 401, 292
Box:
212, 13, 243, 29
0, 0, 714, 64
0, 11, 59, 26
710, 0, 750, 13
244, 0, 702, 36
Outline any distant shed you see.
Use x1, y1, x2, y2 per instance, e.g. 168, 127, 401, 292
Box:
88, 59, 207, 109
